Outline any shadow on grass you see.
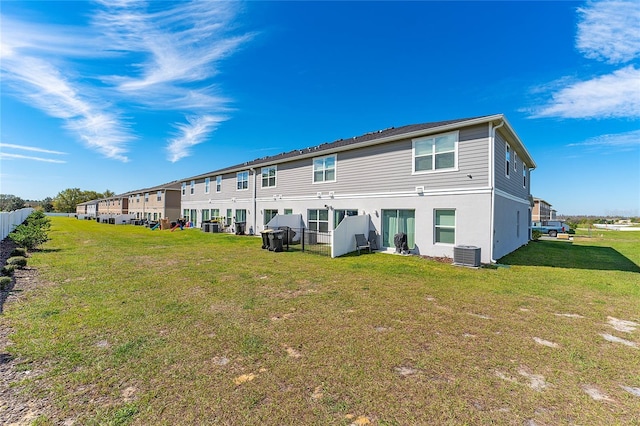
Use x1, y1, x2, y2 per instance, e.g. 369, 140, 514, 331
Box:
499, 240, 640, 273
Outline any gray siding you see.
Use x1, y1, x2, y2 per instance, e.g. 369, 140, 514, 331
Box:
494, 131, 529, 199
254, 123, 490, 198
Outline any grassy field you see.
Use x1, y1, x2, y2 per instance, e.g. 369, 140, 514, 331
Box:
3, 217, 639, 425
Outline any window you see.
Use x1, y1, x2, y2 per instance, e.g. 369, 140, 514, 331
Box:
382, 210, 415, 248
211, 209, 220, 221
183, 209, 189, 221
514, 152, 518, 172
313, 155, 336, 183
190, 180, 195, 195
334, 209, 358, 229
284, 209, 293, 215
157, 191, 162, 201
182, 182, 186, 196
505, 144, 511, 177
144, 193, 149, 202
216, 176, 222, 192
205, 177, 210, 194
308, 209, 329, 232
262, 166, 277, 188
523, 167, 527, 188
226, 209, 232, 227
202, 209, 210, 222
136, 194, 140, 203
264, 209, 278, 225
435, 209, 456, 244
413, 132, 457, 173
237, 171, 249, 190
235, 209, 247, 223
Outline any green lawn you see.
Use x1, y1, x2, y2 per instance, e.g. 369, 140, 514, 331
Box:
3, 218, 639, 425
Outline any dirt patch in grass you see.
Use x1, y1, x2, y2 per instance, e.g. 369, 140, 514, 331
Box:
0, 238, 52, 424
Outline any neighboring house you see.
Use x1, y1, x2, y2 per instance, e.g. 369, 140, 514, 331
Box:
532, 198, 553, 222
179, 114, 536, 262
75, 200, 99, 219
97, 194, 129, 221
126, 181, 182, 222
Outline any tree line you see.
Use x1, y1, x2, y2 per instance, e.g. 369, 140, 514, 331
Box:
0, 188, 115, 213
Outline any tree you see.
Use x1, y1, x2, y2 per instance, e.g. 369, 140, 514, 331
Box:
0, 194, 26, 211
41, 197, 55, 212
53, 188, 85, 213
102, 189, 115, 198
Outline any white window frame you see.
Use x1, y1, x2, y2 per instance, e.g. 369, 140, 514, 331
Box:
157, 191, 162, 201
505, 143, 511, 178
190, 180, 195, 195
237, 171, 249, 191
136, 194, 140, 203
204, 177, 210, 194
412, 131, 459, 174
261, 166, 277, 188
312, 154, 337, 184
182, 182, 186, 196
434, 209, 456, 245
514, 152, 518, 172
144, 193, 149, 202
216, 176, 222, 193
308, 209, 329, 232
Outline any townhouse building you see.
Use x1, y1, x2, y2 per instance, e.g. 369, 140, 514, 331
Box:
179, 114, 536, 263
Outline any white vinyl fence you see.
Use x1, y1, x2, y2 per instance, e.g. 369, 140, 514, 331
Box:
0, 208, 34, 241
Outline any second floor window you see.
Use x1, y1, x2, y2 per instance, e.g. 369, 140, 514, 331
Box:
505, 144, 511, 177
313, 155, 336, 183
190, 180, 195, 195
216, 176, 222, 192
144, 193, 149, 202
182, 182, 186, 196
157, 191, 162, 201
413, 132, 457, 173
262, 166, 277, 188
205, 177, 210, 194
237, 171, 249, 190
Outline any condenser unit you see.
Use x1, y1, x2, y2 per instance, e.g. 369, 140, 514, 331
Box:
453, 245, 481, 267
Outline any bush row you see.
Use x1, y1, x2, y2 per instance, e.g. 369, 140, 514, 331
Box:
1, 211, 46, 292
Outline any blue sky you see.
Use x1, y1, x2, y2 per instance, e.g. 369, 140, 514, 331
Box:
1, 0, 638, 216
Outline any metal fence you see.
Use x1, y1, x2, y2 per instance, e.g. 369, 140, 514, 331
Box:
264, 227, 332, 257
0, 208, 34, 241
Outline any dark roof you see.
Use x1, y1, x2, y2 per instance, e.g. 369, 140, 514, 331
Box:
189, 114, 497, 180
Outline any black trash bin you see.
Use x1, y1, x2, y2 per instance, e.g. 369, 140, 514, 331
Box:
235, 222, 246, 235
268, 230, 284, 252
260, 229, 272, 249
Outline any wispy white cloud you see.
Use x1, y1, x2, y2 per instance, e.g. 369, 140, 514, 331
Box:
577, 0, 640, 64
1, 1, 252, 163
167, 115, 225, 163
0, 152, 66, 163
567, 129, 640, 151
527, 0, 640, 120
1, 20, 133, 161
0, 143, 67, 155
529, 66, 640, 119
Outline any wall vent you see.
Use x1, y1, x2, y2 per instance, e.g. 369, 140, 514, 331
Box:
415, 186, 424, 194
453, 245, 481, 267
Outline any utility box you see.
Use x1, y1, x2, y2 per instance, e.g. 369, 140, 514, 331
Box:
453, 245, 481, 267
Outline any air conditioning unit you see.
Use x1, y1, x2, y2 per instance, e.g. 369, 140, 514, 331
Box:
453, 245, 481, 267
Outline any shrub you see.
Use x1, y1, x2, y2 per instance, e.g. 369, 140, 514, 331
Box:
531, 230, 542, 241
6, 256, 27, 268
0, 276, 11, 291
1, 264, 15, 276
9, 223, 49, 250
10, 247, 27, 257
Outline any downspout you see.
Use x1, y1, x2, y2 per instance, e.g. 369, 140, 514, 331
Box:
489, 120, 504, 263
250, 168, 257, 234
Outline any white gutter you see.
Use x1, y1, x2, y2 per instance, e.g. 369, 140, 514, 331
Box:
250, 167, 257, 234
489, 120, 504, 263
